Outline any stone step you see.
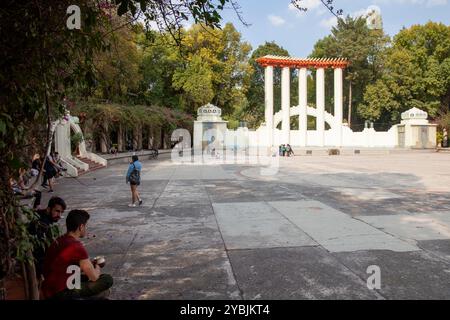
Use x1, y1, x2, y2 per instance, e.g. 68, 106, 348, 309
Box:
76, 157, 105, 175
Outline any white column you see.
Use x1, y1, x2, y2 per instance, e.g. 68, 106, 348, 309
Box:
264, 66, 274, 147
299, 68, 308, 147
316, 68, 325, 147
281, 67, 290, 144
334, 67, 343, 147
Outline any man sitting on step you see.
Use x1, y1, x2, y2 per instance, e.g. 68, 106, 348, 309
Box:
41, 209, 113, 300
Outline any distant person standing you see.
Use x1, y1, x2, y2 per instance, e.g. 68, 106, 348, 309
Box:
126, 155, 143, 207
281, 144, 286, 157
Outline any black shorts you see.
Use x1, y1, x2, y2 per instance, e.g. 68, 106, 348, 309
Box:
130, 181, 140, 186
45, 169, 56, 179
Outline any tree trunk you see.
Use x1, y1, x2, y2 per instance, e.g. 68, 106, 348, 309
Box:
23, 253, 39, 300
148, 127, 153, 149
0, 279, 5, 300
118, 124, 124, 152
133, 127, 139, 151
160, 128, 165, 149
348, 82, 352, 128
137, 125, 143, 151
100, 122, 108, 153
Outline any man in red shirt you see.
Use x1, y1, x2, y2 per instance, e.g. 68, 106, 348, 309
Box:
41, 210, 113, 299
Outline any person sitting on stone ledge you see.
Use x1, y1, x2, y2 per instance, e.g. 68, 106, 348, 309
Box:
29, 196, 66, 278
10, 168, 42, 210
41, 210, 113, 300
31, 153, 41, 177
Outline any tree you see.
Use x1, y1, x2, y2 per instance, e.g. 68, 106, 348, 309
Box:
173, 55, 215, 107
139, 23, 252, 116
92, 14, 143, 102
359, 22, 450, 127
0, 0, 110, 299
310, 16, 390, 129
244, 42, 291, 128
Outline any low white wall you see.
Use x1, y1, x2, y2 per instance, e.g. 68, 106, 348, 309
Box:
224, 125, 399, 149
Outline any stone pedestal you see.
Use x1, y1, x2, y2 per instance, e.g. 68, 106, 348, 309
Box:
193, 104, 228, 152
398, 108, 437, 149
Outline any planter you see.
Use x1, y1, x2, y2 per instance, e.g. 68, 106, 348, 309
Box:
3, 275, 27, 300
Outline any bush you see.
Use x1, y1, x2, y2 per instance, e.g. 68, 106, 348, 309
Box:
70, 132, 84, 154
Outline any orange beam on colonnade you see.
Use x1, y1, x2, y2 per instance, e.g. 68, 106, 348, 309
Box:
256, 55, 349, 69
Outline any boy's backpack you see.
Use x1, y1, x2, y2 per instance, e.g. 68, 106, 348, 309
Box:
129, 163, 140, 184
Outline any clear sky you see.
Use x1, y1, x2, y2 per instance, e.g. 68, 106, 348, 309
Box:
219, 0, 450, 57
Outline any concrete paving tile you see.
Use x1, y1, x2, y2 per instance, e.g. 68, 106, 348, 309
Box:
228, 247, 381, 300
333, 250, 450, 299
417, 239, 450, 262
150, 204, 214, 219
218, 218, 318, 250
213, 202, 282, 221
129, 216, 224, 251
269, 200, 419, 252
111, 249, 240, 300
213, 202, 317, 249
359, 212, 450, 241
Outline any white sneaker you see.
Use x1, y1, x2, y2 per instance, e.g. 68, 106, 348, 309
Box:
128, 203, 137, 207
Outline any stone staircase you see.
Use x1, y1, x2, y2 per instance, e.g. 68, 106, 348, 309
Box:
76, 156, 106, 176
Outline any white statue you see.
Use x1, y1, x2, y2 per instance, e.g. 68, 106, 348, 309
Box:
366, 9, 383, 30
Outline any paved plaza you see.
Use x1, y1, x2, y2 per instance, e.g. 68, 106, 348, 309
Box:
45, 151, 450, 299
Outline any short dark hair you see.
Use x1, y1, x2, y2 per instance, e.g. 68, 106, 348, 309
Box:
132, 155, 138, 162
66, 210, 90, 232
48, 197, 66, 210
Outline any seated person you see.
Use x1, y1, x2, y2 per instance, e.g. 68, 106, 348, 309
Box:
31, 154, 41, 177
41, 210, 113, 300
52, 152, 66, 178
10, 168, 42, 210
110, 145, 118, 155
29, 197, 66, 277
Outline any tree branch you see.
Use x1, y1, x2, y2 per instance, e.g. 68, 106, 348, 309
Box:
290, 0, 343, 18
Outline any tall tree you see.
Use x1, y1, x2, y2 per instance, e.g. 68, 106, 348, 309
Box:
92, 14, 143, 102
244, 42, 291, 128
140, 23, 252, 116
310, 16, 389, 129
359, 22, 450, 128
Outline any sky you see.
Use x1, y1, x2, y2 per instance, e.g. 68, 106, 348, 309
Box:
218, 0, 450, 57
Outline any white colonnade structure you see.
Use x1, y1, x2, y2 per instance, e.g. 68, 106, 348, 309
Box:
256, 55, 349, 147
192, 56, 437, 154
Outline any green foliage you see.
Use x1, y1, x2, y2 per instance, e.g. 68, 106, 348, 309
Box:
173, 55, 215, 107
360, 22, 450, 125
0, 0, 109, 279
72, 102, 193, 134
71, 132, 84, 153
1, 0, 232, 284
244, 41, 290, 128
437, 111, 450, 131
115, 0, 231, 31
437, 130, 443, 145
310, 16, 390, 128
91, 16, 143, 102
138, 23, 252, 117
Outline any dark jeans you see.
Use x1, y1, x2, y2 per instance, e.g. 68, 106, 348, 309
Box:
33, 190, 42, 209
50, 274, 114, 300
